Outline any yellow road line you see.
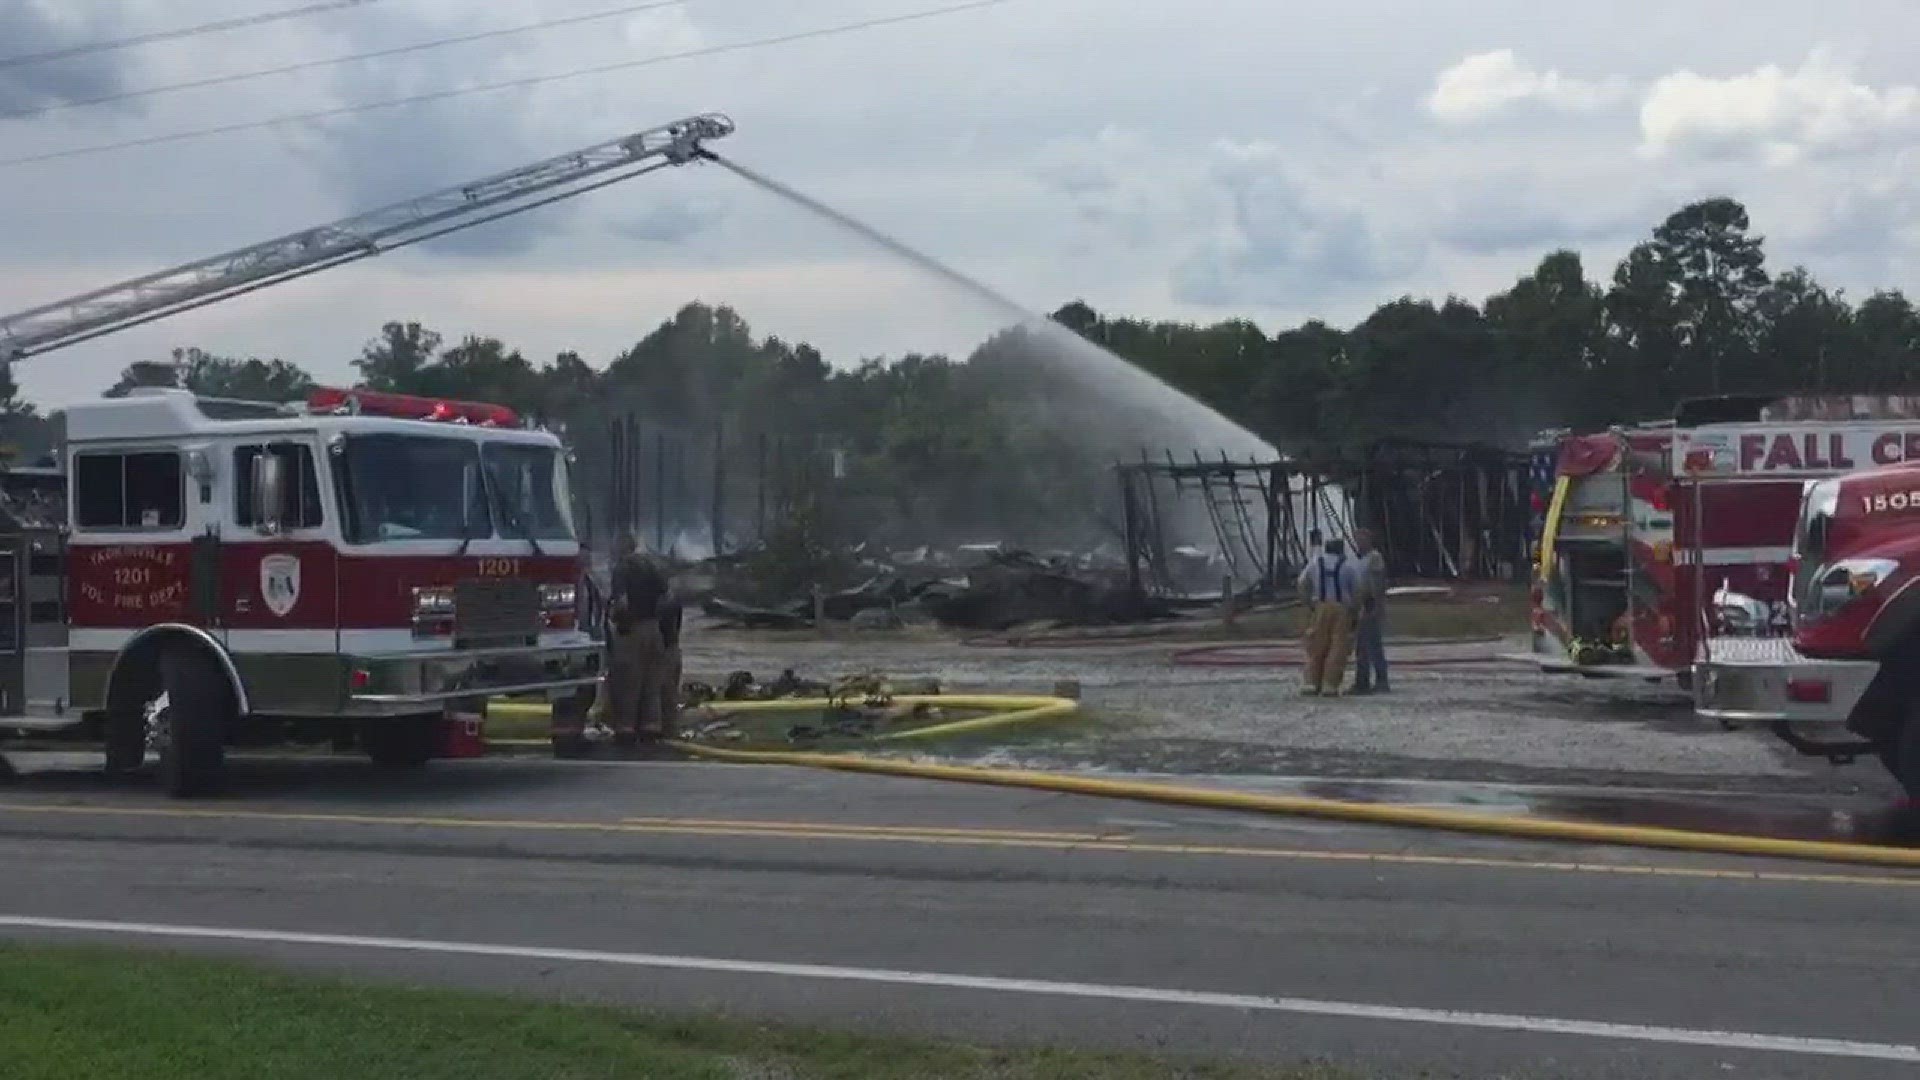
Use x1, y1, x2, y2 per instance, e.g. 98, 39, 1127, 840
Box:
619, 816, 1121, 841
2, 801, 1919, 889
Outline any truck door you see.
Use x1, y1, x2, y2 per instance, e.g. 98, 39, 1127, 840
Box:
170, 445, 227, 647
0, 533, 22, 717
225, 441, 339, 713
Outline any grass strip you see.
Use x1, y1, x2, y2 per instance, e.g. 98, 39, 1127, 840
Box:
0, 943, 1351, 1080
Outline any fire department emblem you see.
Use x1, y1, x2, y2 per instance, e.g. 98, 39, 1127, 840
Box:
259, 554, 301, 618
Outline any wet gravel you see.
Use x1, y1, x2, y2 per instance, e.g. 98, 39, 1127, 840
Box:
681, 625, 1900, 797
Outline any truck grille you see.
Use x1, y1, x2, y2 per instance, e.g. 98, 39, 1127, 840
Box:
453, 578, 541, 647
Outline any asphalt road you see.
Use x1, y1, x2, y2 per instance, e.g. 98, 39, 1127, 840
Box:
2, 752, 1919, 1078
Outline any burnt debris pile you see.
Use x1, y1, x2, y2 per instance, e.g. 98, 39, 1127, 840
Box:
681, 544, 1173, 633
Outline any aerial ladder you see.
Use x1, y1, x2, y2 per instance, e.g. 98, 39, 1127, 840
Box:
0, 113, 734, 365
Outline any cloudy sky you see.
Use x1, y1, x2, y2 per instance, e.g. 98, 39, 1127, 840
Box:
3, 0, 1918, 408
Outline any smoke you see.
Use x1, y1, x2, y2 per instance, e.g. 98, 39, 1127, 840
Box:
1435, 384, 1565, 451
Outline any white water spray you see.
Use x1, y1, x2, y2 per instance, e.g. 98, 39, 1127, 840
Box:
707, 153, 1278, 463
706, 153, 1344, 575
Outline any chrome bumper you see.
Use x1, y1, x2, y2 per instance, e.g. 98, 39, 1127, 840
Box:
1691, 636, 1875, 725
348, 642, 602, 715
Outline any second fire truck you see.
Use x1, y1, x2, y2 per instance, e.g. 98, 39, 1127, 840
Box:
1520, 392, 1920, 798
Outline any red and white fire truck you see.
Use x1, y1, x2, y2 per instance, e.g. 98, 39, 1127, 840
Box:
3, 385, 602, 795
1519, 392, 1920, 797
0, 113, 734, 795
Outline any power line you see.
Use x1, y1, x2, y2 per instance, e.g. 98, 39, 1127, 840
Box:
7, 0, 688, 119
1, 0, 386, 69
0, 0, 1009, 169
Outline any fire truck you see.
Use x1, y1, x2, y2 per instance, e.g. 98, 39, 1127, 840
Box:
5, 385, 602, 795
1517, 392, 1920, 797
0, 113, 735, 795
1692, 438, 1920, 801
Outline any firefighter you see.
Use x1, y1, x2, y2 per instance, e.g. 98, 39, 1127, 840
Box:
604, 552, 679, 746
1349, 527, 1390, 694
1296, 537, 1363, 696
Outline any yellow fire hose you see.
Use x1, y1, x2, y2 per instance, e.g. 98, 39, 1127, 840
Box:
484, 695, 1920, 870
486, 694, 1078, 743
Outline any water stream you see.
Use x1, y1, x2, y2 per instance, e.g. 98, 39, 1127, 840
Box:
708, 153, 1278, 464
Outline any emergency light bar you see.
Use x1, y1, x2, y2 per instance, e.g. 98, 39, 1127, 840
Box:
306, 386, 520, 428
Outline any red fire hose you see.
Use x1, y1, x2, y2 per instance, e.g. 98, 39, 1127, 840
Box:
1171, 637, 1509, 667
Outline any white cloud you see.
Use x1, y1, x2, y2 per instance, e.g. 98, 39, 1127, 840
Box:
1028, 130, 1421, 310
6, 2, 1920, 410
1640, 51, 1920, 160
1425, 49, 1625, 123
1173, 139, 1422, 306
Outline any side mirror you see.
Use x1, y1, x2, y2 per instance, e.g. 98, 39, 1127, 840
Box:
251, 451, 288, 535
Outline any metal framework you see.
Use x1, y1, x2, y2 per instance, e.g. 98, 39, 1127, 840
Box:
0, 114, 735, 363
1116, 438, 1532, 596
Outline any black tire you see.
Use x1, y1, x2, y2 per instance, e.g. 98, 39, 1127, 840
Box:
363, 715, 437, 771
1884, 712, 1920, 802
156, 649, 233, 798
102, 706, 146, 777
549, 686, 596, 758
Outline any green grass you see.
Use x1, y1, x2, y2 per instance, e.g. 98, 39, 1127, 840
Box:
0, 945, 1349, 1080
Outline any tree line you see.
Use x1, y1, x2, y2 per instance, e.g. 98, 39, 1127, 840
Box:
4, 194, 1915, 545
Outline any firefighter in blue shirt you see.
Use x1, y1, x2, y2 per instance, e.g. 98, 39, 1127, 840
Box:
1295, 538, 1365, 696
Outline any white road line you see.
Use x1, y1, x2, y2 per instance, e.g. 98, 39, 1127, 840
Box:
1, 915, 1914, 1063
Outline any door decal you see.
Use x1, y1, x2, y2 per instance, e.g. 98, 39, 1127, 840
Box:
259, 554, 301, 617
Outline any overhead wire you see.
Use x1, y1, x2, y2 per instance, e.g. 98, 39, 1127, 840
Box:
0, 0, 1010, 169
5, 0, 689, 120
0, 0, 387, 69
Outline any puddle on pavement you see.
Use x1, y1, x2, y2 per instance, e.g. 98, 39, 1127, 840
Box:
1286, 776, 1914, 845
7, 748, 1913, 846
1523, 791, 1915, 845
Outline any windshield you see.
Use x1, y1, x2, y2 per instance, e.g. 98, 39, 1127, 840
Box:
337, 434, 491, 542
482, 443, 576, 542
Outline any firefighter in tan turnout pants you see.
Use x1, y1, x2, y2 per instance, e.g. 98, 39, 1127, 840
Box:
1296, 538, 1365, 696
601, 552, 683, 747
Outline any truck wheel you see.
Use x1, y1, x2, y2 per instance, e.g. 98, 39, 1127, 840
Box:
155, 650, 232, 798
549, 686, 596, 758
363, 716, 437, 771
1884, 712, 1920, 802
102, 705, 147, 777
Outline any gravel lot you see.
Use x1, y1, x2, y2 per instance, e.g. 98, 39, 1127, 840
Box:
683, 623, 1900, 797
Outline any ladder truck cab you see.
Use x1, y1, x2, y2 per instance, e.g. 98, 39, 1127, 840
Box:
0, 112, 734, 795
0, 386, 601, 796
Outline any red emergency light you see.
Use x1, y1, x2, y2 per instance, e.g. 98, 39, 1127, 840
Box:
307, 386, 519, 428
